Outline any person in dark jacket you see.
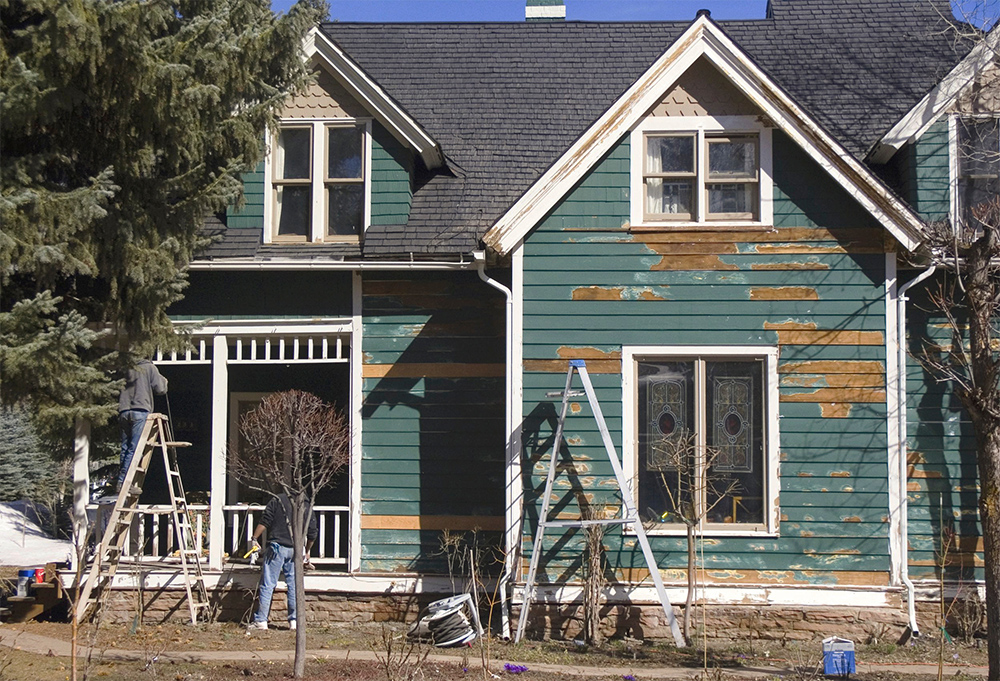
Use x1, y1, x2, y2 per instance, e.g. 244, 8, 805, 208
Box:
117, 359, 167, 494
246, 493, 318, 631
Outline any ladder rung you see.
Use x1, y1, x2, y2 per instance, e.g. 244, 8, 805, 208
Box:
168, 470, 181, 477
164, 441, 192, 447
545, 390, 585, 397
541, 518, 632, 528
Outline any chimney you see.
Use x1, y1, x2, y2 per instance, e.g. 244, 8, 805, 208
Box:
526, 0, 566, 22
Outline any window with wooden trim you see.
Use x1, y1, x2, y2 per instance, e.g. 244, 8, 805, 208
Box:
623, 346, 779, 535
956, 116, 1000, 230
643, 133, 758, 221
270, 121, 368, 242
630, 117, 772, 228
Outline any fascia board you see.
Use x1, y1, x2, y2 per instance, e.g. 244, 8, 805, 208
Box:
870, 31, 997, 165
484, 17, 923, 256
697, 28, 923, 252
306, 28, 443, 168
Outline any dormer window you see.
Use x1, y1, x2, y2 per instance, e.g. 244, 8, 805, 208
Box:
269, 120, 370, 242
631, 116, 772, 228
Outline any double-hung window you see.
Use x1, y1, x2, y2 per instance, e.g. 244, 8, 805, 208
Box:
630, 117, 772, 228
955, 116, 999, 231
622, 346, 779, 535
269, 120, 369, 242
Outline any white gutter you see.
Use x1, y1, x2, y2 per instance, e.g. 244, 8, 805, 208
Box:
897, 265, 937, 636
473, 249, 515, 640
188, 257, 478, 272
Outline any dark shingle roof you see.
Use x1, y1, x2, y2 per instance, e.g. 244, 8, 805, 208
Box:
199, 0, 969, 262
321, 0, 968, 254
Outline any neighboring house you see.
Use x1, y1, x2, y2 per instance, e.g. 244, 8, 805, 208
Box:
81, 0, 993, 640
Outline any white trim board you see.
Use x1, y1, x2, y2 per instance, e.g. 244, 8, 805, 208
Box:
869, 30, 999, 165
483, 14, 924, 255
305, 28, 443, 169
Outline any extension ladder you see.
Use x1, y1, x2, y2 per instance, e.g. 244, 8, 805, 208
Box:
515, 360, 684, 646
76, 413, 210, 624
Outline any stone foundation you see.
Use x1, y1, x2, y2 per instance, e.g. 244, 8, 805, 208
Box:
100, 586, 443, 627
98, 584, 940, 643
514, 603, 914, 643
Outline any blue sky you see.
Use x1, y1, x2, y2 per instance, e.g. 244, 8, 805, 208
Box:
270, 0, 995, 25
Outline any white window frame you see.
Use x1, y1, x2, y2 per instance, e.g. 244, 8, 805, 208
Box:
629, 116, 773, 229
950, 113, 1000, 235
263, 117, 372, 244
621, 345, 780, 537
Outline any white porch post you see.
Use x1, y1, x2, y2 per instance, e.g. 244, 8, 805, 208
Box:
209, 335, 228, 570
72, 418, 91, 569
350, 271, 362, 572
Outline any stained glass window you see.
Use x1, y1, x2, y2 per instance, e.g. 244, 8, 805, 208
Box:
636, 356, 765, 528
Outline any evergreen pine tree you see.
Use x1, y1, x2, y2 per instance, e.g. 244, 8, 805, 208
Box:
1, 0, 326, 441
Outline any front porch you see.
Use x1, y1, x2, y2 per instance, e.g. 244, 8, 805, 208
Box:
72, 315, 361, 575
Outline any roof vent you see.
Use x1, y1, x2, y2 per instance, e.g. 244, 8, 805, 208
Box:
696, 8, 711, 18
526, 0, 566, 21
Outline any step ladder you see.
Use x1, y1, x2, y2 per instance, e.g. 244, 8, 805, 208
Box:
515, 360, 685, 646
76, 413, 210, 625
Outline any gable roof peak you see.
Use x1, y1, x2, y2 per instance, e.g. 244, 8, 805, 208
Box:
483, 11, 924, 255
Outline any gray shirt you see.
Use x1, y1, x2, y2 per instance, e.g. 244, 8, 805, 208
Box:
118, 360, 167, 412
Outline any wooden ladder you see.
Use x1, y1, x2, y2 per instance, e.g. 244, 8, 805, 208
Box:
75, 413, 210, 624
514, 360, 685, 646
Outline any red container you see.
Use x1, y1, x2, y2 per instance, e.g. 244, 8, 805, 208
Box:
34, 568, 45, 584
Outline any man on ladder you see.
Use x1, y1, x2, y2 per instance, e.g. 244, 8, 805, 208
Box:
116, 358, 167, 497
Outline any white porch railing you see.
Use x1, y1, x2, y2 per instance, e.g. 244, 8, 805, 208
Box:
86, 503, 349, 567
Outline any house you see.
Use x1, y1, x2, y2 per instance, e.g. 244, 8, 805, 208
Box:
76, 0, 992, 640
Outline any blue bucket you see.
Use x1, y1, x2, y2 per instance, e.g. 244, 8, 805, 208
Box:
16, 569, 34, 597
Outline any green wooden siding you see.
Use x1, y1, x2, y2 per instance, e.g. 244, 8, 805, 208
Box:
371, 123, 413, 225
225, 122, 413, 231
227, 161, 265, 229
906, 119, 951, 223
905, 279, 981, 582
360, 271, 506, 572
520, 130, 893, 584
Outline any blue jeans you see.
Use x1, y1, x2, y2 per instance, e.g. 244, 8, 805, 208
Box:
118, 409, 149, 487
253, 542, 297, 623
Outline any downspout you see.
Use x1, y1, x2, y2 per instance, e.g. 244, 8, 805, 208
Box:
473, 250, 514, 640
897, 265, 936, 637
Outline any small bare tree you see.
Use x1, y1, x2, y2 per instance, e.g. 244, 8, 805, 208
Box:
581, 505, 611, 646
228, 390, 349, 679
646, 433, 741, 646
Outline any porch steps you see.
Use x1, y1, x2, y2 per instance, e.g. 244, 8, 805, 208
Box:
514, 360, 685, 647
76, 414, 210, 625
5, 565, 67, 622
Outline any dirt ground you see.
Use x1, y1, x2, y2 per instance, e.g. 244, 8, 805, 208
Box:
0, 619, 990, 681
